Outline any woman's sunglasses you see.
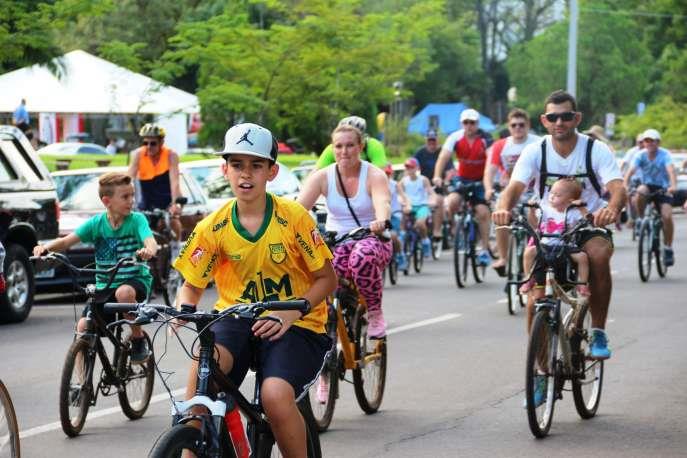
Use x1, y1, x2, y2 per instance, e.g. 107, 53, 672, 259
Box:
544, 112, 576, 123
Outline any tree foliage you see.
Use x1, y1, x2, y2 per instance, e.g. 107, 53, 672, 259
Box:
616, 97, 687, 148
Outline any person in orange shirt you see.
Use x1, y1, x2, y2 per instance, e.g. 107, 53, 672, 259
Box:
128, 123, 182, 241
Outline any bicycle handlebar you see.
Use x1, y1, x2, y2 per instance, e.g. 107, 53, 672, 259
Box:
323, 221, 392, 247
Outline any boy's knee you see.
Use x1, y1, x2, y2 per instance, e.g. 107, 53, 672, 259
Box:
260, 378, 296, 418
115, 284, 137, 302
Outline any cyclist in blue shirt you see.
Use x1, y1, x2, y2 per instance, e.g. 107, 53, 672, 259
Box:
623, 128, 678, 266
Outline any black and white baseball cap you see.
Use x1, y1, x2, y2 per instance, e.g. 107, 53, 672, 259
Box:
217, 123, 278, 161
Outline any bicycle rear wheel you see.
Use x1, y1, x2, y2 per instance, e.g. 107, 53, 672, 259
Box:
453, 225, 469, 288
0, 379, 20, 458
118, 332, 155, 419
255, 397, 322, 458
308, 326, 338, 432
352, 306, 387, 414
470, 223, 485, 284
654, 224, 667, 278
638, 222, 652, 282
506, 234, 525, 315
525, 309, 558, 438
571, 305, 604, 419
387, 255, 398, 285
59, 338, 94, 437
402, 236, 412, 276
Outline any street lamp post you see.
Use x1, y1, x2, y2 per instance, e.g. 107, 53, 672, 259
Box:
567, 0, 578, 97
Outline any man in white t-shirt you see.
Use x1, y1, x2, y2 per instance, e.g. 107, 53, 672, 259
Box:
493, 90, 626, 361
484, 108, 541, 274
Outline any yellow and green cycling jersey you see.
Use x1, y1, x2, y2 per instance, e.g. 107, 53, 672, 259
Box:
173, 194, 333, 334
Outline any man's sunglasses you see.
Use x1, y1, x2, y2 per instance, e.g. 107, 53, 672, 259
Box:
510, 122, 526, 128
142, 141, 159, 147
462, 120, 477, 125
544, 111, 576, 123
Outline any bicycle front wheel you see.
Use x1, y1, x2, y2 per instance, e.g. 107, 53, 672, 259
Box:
387, 255, 398, 285
506, 234, 525, 315
148, 423, 228, 458
0, 379, 20, 458
412, 239, 423, 273
453, 225, 469, 288
308, 330, 338, 432
638, 222, 652, 282
654, 223, 667, 277
525, 310, 558, 438
571, 305, 604, 419
118, 332, 155, 419
352, 306, 387, 414
162, 267, 183, 307
59, 338, 94, 437
255, 397, 322, 458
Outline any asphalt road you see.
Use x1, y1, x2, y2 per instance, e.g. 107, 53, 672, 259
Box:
2, 214, 686, 457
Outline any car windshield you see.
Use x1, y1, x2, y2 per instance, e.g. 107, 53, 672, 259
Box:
53, 173, 101, 202
186, 165, 224, 188
58, 175, 105, 211
201, 164, 300, 199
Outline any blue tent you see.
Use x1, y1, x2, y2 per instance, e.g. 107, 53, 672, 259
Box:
407, 103, 496, 135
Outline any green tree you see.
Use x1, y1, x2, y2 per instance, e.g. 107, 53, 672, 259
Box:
616, 97, 687, 149
506, 1, 652, 128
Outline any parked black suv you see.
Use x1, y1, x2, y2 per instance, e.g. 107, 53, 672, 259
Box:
0, 126, 59, 323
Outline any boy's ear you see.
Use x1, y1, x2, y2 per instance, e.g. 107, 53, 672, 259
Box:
101, 195, 111, 207
268, 162, 279, 181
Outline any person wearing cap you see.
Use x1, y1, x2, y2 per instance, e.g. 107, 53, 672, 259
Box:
583, 125, 613, 148
299, 123, 392, 338
128, 123, 183, 242
315, 115, 388, 169
400, 157, 437, 258
484, 108, 541, 276
623, 128, 677, 266
493, 90, 626, 363
621, 133, 645, 228
413, 130, 454, 243
173, 122, 337, 457
432, 108, 493, 266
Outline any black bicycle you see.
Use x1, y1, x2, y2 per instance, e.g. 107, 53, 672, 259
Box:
103, 301, 321, 458
0, 378, 20, 457
142, 196, 187, 307
501, 208, 606, 438
504, 202, 539, 315
31, 253, 155, 437
309, 226, 388, 432
637, 190, 669, 282
447, 181, 488, 288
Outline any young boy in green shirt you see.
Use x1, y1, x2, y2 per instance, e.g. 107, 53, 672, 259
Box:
33, 172, 158, 362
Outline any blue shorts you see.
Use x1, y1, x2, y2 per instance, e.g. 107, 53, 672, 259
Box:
210, 315, 331, 400
411, 204, 431, 220
390, 212, 402, 232
450, 177, 488, 206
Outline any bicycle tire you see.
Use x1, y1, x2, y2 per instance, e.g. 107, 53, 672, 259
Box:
506, 234, 522, 315
0, 379, 20, 458
470, 225, 485, 283
638, 222, 652, 282
308, 335, 338, 432
388, 255, 398, 285
402, 235, 412, 276
654, 223, 667, 278
571, 305, 604, 419
412, 239, 423, 273
118, 332, 155, 419
59, 338, 94, 437
352, 306, 387, 414
148, 423, 235, 458
162, 268, 183, 308
255, 397, 322, 458
453, 224, 468, 288
525, 310, 557, 438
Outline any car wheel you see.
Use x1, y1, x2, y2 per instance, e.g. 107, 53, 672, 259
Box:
0, 244, 34, 323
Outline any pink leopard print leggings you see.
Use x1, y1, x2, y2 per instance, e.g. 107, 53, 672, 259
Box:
331, 236, 392, 313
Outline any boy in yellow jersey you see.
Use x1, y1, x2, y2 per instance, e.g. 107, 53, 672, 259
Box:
173, 123, 337, 457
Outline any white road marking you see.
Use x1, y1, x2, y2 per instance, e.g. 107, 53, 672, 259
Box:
20, 313, 462, 439
497, 298, 508, 304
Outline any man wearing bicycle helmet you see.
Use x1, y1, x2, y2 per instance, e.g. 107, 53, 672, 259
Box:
173, 123, 337, 457
128, 123, 183, 242
315, 115, 388, 169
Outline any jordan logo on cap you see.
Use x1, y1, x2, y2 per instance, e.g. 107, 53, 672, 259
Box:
236, 129, 254, 146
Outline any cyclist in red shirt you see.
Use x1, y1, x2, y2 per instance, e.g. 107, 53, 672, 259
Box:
432, 108, 492, 265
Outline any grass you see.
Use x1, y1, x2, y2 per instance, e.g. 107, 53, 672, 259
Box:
40, 152, 321, 172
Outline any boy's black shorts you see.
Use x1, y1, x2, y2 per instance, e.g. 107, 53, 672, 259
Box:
81, 279, 149, 322
210, 314, 331, 400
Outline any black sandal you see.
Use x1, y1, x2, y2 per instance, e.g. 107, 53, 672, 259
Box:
493, 264, 506, 277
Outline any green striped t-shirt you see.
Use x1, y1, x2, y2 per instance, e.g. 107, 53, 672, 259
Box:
75, 212, 154, 292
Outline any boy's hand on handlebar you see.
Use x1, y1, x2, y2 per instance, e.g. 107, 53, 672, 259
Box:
136, 247, 156, 261
32, 245, 48, 257
252, 310, 301, 341
432, 177, 443, 187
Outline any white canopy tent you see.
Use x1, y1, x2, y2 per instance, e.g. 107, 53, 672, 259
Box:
0, 50, 199, 153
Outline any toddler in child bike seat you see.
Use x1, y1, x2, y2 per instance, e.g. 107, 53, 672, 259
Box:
520, 178, 591, 298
